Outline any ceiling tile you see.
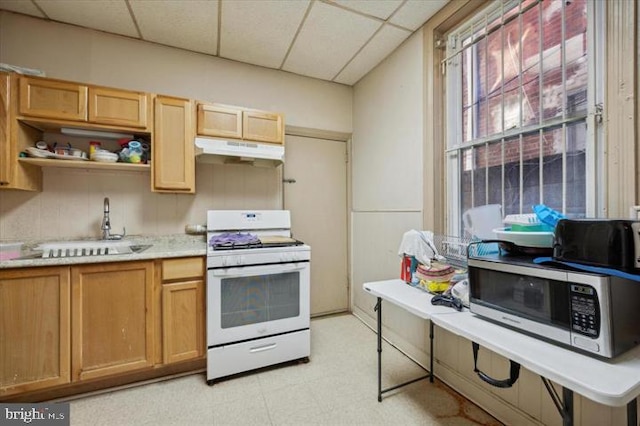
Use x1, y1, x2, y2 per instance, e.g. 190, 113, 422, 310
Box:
0, 0, 45, 18
334, 24, 410, 85
389, 0, 448, 31
35, 0, 137, 37
283, 1, 380, 81
332, 0, 402, 20
131, 0, 218, 55
220, 0, 309, 69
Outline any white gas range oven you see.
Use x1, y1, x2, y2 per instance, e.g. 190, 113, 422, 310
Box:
205, 210, 311, 385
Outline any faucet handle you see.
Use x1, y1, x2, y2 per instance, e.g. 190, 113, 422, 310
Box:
108, 227, 126, 240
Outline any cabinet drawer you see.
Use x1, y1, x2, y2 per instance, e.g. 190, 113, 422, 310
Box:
162, 257, 204, 281
19, 77, 87, 121
89, 87, 148, 129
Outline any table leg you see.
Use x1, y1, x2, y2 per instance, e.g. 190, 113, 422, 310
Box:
376, 297, 382, 402
563, 388, 573, 426
627, 398, 637, 426
429, 321, 434, 383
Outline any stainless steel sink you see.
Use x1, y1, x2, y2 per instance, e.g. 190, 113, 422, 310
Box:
12, 241, 153, 259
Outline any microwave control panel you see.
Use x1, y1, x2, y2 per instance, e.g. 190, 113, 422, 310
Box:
569, 284, 600, 338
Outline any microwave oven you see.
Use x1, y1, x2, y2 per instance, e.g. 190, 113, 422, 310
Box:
468, 254, 640, 358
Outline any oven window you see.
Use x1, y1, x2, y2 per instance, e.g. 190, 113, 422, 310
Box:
220, 272, 300, 328
470, 267, 570, 328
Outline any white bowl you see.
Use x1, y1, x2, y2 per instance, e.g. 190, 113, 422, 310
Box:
92, 152, 119, 163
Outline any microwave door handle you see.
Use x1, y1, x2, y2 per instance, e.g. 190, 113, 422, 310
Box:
471, 342, 521, 388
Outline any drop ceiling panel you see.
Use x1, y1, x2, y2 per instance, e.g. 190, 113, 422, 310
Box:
0, 0, 45, 18
335, 24, 410, 85
283, 1, 381, 81
332, 0, 402, 20
35, 0, 138, 37
390, 0, 448, 31
220, 0, 309, 69
131, 0, 218, 55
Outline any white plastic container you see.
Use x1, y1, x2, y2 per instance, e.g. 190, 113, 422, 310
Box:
0, 242, 23, 260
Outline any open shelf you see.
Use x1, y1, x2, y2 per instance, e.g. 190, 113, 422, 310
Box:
19, 157, 151, 172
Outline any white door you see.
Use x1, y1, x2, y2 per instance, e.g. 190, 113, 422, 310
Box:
284, 135, 348, 316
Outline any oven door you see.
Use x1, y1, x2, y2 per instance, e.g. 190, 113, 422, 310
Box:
207, 261, 310, 346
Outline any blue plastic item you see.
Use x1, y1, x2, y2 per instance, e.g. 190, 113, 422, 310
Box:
532, 204, 565, 228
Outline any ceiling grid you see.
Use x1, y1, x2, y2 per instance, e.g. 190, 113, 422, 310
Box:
0, 0, 448, 85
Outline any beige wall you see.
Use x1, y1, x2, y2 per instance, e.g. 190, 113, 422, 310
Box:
0, 11, 353, 240
0, 12, 352, 134
350, 28, 425, 345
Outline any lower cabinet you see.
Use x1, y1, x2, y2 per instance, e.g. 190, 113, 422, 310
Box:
0, 257, 205, 399
0, 267, 71, 397
71, 261, 154, 381
160, 257, 205, 364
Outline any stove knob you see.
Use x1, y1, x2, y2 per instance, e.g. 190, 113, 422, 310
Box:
237, 256, 244, 266
221, 257, 229, 267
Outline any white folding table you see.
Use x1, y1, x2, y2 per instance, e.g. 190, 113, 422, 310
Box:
364, 279, 640, 426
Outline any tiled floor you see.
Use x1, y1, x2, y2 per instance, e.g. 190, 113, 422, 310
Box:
68, 314, 502, 425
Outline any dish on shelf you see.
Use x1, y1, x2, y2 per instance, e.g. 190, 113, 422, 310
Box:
25, 147, 54, 158
92, 152, 119, 163
26, 147, 88, 161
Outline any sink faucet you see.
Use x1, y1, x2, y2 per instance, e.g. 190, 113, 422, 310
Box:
101, 197, 126, 240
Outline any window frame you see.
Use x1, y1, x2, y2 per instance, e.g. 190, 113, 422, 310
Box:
443, 0, 604, 237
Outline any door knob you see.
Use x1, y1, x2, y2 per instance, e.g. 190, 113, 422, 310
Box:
282, 178, 296, 184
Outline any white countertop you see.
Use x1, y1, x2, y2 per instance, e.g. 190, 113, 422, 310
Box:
364, 278, 640, 407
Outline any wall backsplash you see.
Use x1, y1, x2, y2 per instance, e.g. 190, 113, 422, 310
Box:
0, 163, 282, 241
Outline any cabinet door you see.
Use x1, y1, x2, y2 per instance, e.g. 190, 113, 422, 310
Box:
88, 87, 149, 129
0, 72, 11, 186
19, 76, 87, 121
71, 261, 154, 381
243, 110, 284, 144
153, 96, 195, 193
0, 267, 71, 397
162, 280, 204, 364
197, 103, 242, 139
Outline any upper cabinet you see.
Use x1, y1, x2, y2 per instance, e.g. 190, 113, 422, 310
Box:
153, 96, 195, 193
88, 87, 149, 129
19, 75, 150, 131
19, 77, 87, 121
0, 72, 42, 191
197, 103, 284, 145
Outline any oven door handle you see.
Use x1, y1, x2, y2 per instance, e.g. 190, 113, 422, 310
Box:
210, 263, 308, 277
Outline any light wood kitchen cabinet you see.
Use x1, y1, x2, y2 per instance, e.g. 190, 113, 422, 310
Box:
197, 102, 284, 145
71, 261, 154, 381
0, 267, 71, 397
161, 257, 205, 364
18, 76, 151, 132
88, 87, 150, 129
153, 96, 195, 193
19, 76, 88, 121
197, 103, 242, 139
0, 72, 42, 190
242, 110, 283, 144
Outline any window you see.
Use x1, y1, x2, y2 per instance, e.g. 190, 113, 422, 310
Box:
445, 0, 601, 236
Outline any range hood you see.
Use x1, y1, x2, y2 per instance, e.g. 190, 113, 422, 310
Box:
195, 137, 284, 167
